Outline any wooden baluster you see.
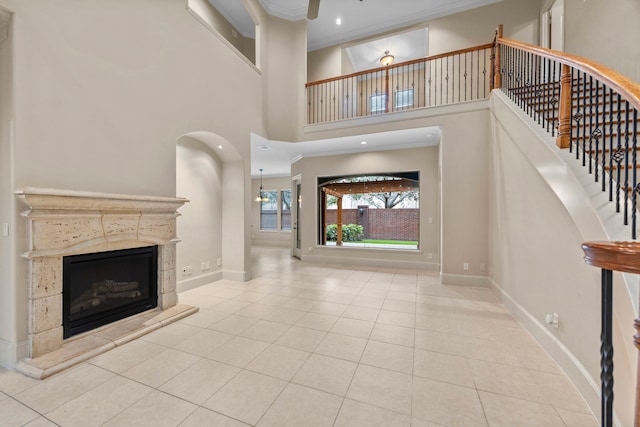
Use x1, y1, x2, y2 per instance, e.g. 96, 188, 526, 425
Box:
557, 63, 572, 148
336, 196, 343, 246
493, 25, 503, 90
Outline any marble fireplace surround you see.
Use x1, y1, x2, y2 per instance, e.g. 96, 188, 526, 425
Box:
15, 188, 197, 379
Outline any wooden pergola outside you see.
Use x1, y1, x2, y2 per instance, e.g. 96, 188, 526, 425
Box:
320, 178, 419, 246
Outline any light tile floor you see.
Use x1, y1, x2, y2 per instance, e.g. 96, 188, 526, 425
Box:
0, 246, 598, 426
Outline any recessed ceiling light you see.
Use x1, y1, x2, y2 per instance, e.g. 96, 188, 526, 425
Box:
360, 141, 367, 145
336, 17, 342, 25
217, 144, 223, 149
259, 145, 272, 150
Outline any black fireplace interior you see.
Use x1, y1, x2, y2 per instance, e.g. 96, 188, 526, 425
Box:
63, 246, 158, 338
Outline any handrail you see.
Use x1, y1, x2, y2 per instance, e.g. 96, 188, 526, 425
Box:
306, 42, 494, 88
582, 241, 640, 427
306, 42, 493, 124
496, 36, 640, 112
493, 24, 640, 241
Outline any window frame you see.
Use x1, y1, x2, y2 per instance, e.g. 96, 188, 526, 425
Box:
370, 93, 387, 113
395, 88, 414, 109
259, 190, 278, 231
280, 189, 292, 231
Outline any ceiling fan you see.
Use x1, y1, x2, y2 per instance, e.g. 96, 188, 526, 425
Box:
307, 0, 362, 20
307, 0, 320, 20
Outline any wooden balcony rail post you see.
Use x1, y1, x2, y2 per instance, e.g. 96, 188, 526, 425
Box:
582, 241, 640, 427
321, 189, 327, 245
557, 63, 572, 149
336, 196, 343, 246
493, 24, 503, 90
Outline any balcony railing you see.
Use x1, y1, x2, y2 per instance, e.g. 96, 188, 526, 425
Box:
306, 43, 494, 125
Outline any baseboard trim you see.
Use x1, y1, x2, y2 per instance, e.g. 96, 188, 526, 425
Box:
251, 240, 290, 248
0, 338, 29, 371
301, 254, 439, 271
222, 269, 251, 281
488, 278, 607, 424
440, 273, 489, 287
177, 271, 222, 293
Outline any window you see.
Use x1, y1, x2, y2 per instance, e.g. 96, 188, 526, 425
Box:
259, 191, 278, 230
395, 89, 414, 109
318, 173, 420, 249
281, 190, 292, 231
370, 93, 387, 113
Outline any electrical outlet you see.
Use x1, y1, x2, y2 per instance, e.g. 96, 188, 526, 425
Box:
463, 263, 469, 271
427, 253, 433, 259
216, 258, 221, 266
206, 261, 210, 269
201, 262, 206, 271
553, 312, 559, 329
186, 266, 192, 275
480, 263, 486, 271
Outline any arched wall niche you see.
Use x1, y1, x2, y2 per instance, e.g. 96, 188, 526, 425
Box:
176, 131, 251, 292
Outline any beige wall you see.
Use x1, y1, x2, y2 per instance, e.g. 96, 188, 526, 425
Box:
291, 146, 440, 270
489, 92, 635, 425
564, 0, 640, 82
307, 46, 342, 82
307, 0, 540, 83
264, 16, 307, 141
188, 0, 256, 64
439, 109, 491, 284
176, 137, 223, 291
428, 0, 539, 55
0, 0, 266, 368
0, 10, 14, 367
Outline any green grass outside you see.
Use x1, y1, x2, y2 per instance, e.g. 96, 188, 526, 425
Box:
360, 239, 418, 245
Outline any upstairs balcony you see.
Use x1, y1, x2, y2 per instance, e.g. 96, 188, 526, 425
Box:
305, 43, 494, 125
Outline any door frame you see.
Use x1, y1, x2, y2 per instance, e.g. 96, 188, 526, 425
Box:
291, 174, 302, 259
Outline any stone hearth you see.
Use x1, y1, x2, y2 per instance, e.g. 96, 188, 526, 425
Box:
15, 187, 196, 379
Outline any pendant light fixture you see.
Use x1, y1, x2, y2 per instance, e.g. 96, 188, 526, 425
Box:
256, 168, 269, 202
380, 50, 394, 66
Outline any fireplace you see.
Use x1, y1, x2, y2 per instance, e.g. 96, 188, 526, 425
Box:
16, 187, 190, 376
63, 246, 158, 338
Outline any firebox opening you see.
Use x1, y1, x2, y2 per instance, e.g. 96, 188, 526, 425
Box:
62, 246, 158, 339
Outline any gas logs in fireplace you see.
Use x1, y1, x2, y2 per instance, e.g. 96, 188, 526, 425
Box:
63, 246, 158, 338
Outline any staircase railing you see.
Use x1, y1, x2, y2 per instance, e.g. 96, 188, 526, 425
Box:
493, 24, 640, 427
306, 43, 493, 124
582, 241, 640, 427
493, 24, 640, 240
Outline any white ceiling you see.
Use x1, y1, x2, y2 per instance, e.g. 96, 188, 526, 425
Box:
209, 0, 502, 51
345, 27, 428, 72
252, 127, 441, 178
206, 0, 501, 177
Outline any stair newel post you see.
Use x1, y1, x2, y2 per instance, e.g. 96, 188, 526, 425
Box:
557, 63, 572, 148
582, 241, 640, 427
492, 25, 503, 90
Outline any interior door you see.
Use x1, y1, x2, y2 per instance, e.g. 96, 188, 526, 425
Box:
292, 176, 302, 259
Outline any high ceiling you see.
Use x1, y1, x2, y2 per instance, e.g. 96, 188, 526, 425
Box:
206, 0, 502, 177
209, 0, 502, 51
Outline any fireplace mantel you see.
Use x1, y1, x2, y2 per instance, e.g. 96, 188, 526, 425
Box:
15, 187, 194, 378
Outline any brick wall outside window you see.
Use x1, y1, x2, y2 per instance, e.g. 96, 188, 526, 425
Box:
325, 207, 419, 241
